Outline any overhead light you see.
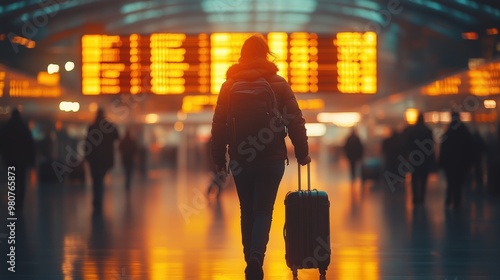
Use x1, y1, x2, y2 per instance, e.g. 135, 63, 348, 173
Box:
145, 113, 159, 124
47, 64, 59, 74
59, 101, 80, 112
462, 32, 478, 40
317, 112, 361, 127
305, 123, 326, 137
486, 28, 498, 35
65, 61, 75, 72
405, 108, 419, 125
174, 121, 184, 132
484, 99, 496, 109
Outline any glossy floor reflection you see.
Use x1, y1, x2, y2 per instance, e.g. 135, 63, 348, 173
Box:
1, 161, 500, 279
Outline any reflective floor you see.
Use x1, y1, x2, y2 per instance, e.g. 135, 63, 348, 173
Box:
1, 160, 500, 280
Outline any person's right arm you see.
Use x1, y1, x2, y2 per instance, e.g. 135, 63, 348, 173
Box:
278, 81, 309, 164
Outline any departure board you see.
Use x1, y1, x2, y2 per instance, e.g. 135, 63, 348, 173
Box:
81, 32, 377, 95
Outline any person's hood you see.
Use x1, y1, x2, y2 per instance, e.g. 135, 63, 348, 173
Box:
226, 59, 278, 80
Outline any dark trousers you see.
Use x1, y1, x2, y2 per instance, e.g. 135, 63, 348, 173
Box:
349, 159, 357, 181
123, 164, 133, 190
90, 166, 107, 211
231, 160, 285, 264
411, 168, 429, 203
445, 171, 466, 207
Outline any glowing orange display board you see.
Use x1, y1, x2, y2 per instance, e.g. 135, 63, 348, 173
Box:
81, 32, 377, 95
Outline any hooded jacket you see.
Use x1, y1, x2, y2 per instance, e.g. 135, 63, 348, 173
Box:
211, 59, 308, 167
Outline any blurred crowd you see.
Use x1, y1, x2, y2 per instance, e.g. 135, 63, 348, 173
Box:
1, 107, 499, 213
346, 112, 500, 209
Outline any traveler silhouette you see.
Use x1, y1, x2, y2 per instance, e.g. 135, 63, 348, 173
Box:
471, 128, 485, 189
343, 128, 364, 182
119, 129, 138, 191
382, 129, 403, 187
485, 124, 500, 194
85, 108, 119, 212
0, 108, 35, 214
211, 34, 310, 280
439, 112, 474, 209
403, 113, 435, 204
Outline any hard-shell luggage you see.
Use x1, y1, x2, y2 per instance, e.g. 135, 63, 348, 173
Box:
284, 163, 331, 279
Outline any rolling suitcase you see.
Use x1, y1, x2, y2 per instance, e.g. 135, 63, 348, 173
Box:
284, 163, 331, 279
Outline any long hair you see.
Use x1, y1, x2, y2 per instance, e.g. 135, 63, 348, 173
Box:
239, 34, 278, 63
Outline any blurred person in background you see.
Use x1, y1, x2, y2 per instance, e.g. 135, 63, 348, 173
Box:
37, 125, 59, 183
382, 128, 403, 188
85, 108, 119, 213
0, 108, 36, 214
485, 123, 500, 194
211, 34, 310, 280
343, 127, 364, 182
119, 128, 138, 192
403, 113, 435, 205
439, 111, 474, 209
471, 127, 485, 190
206, 137, 226, 200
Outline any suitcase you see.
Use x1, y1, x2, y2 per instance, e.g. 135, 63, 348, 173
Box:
284, 163, 331, 279
361, 157, 382, 182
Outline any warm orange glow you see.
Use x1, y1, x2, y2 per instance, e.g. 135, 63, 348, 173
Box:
150, 33, 189, 95
82, 35, 125, 95
145, 114, 160, 124
405, 108, 419, 125
475, 112, 498, 123
199, 34, 210, 94
268, 32, 288, 81
336, 246, 379, 280
89, 102, 99, 112
182, 95, 218, 112
174, 121, 184, 132
469, 62, 500, 96
334, 32, 377, 94
9, 72, 61, 98
80, 32, 379, 96
210, 33, 252, 94
297, 99, 325, 110
62, 234, 86, 278
129, 33, 143, 94
9, 35, 36, 48
486, 28, 498, 35
0, 70, 5, 97
421, 75, 461, 95
462, 32, 478, 40
37, 71, 60, 86
289, 32, 318, 93
317, 112, 361, 127
424, 111, 440, 123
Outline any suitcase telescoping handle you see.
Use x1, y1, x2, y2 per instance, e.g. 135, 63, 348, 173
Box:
297, 162, 311, 191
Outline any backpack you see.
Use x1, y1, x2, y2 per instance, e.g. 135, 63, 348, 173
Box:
226, 77, 285, 163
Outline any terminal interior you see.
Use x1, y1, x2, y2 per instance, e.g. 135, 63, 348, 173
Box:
1, 0, 500, 279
